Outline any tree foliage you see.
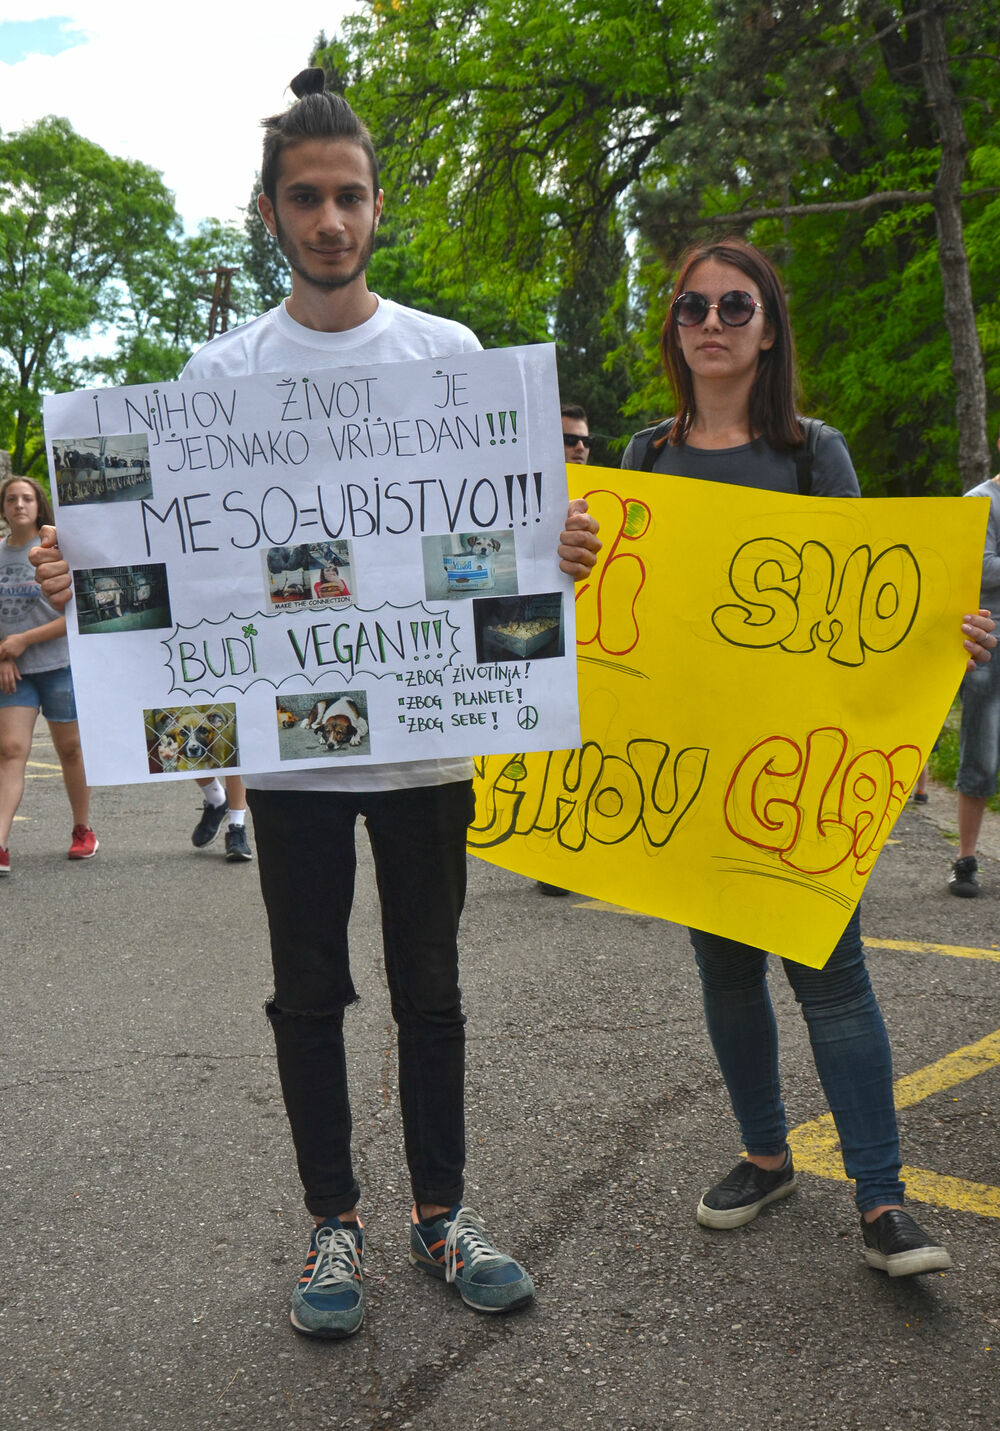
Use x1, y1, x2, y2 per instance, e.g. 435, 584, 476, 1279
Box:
87, 218, 255, 390
0, 117, 254, 475
319, 0, 1000, 494
243, 178, 290, 314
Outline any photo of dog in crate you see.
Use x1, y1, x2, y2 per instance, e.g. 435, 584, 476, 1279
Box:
274, 691, 372, 761
421, 530, 518, 602
144, 703, 239, 774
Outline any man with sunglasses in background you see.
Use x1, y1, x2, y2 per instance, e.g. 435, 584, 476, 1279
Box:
561, 403, 593, 465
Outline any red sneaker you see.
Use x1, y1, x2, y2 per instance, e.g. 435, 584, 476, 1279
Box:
0, 845, 9, 875
68, 826, 99, 860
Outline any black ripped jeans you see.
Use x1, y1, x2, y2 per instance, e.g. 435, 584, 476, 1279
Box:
248, 781, 474, 1219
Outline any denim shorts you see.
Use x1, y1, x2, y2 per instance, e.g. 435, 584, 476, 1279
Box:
957, 648, 1000, 798
0, 663, 78, 722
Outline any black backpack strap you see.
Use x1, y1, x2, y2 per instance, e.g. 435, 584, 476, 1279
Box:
638, 418, 675, 472
794, 417, 823, 495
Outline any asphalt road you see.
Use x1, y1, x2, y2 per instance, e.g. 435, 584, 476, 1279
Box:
2, 738, 999, 1430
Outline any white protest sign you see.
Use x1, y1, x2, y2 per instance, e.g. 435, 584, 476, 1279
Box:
42, 344, 579, 785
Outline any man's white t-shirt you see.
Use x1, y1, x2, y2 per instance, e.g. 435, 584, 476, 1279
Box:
181, 296, 481, 794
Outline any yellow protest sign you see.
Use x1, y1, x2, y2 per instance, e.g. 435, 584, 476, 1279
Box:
471, 468, 988, 967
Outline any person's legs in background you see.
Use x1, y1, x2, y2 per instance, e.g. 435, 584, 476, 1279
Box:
951, 654, 1000, 896
192, 774, 253, 861
0, 702, 38, 867
47, 716, 97, 858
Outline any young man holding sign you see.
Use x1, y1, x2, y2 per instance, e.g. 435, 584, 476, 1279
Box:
35, 71, 601, 1340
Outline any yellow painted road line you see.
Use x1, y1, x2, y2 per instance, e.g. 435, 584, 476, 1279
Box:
900, 1168, 1000, 1218
867, 936, 1000, 962
893, 1029, 1000, 1107
26, 760, 62, 771
788, 1028, 1000, 1218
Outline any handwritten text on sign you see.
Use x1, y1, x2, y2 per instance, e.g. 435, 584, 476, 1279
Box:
43, 345, 580, 785
471, 472, 987, 967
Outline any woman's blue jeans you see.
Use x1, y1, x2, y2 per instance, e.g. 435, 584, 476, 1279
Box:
690, 908, 905, 1212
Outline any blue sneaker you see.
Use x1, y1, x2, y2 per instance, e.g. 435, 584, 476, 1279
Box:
290, 1218, 364, 1339
191, 798, 228, 848
409, 1204, 534, 1313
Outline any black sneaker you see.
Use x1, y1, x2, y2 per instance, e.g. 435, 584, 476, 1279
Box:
224, 825, 253, 862
948, 856, 979, 898
191, 798, 228, 848
697, 1151, 797, 1229
861, 1209, 953, 1277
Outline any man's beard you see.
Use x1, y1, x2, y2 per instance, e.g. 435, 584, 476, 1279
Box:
274, 216, 377, 292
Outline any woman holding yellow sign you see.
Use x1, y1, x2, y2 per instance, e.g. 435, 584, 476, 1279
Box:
619, 238, 992, 1277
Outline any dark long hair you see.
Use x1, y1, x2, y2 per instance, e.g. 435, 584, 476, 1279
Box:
0, 475, 53, 531
661, 238, 803, 450
261, 69, 380, 204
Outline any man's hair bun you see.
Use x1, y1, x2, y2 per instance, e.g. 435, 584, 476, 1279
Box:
261, 68, 378, 203
289, 68, 326, 99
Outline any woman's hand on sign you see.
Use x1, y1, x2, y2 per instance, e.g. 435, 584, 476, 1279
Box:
558, 498, 601, 580
964, 609, 997, 671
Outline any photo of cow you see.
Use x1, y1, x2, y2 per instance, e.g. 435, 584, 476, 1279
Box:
51, 434, 153, 507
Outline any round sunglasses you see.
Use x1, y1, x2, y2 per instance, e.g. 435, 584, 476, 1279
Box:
672, 290, 764, 328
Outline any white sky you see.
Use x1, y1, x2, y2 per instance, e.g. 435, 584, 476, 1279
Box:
0, 2, 357, 231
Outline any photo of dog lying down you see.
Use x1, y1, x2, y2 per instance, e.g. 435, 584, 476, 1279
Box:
274, 692, 372, 761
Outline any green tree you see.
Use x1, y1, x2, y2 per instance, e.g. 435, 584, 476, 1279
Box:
552, 218, 633, 463
243, 178, 289, 314
648, 0, 999, 493
87, 218, 254, 389
0, 117, 184, 474
319, 0, 999, 492
316, 0, 700, 357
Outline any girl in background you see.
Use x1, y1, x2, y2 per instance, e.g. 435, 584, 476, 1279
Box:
0, 475, 97, 872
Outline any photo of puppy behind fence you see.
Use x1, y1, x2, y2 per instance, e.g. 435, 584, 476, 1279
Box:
143, 703, 239, 775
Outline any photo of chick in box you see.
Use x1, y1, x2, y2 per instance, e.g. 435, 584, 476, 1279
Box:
421, 530, 519, 602
473, 592, 565, 661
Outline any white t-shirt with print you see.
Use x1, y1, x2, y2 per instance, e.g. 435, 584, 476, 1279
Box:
181, 297, 481, 793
